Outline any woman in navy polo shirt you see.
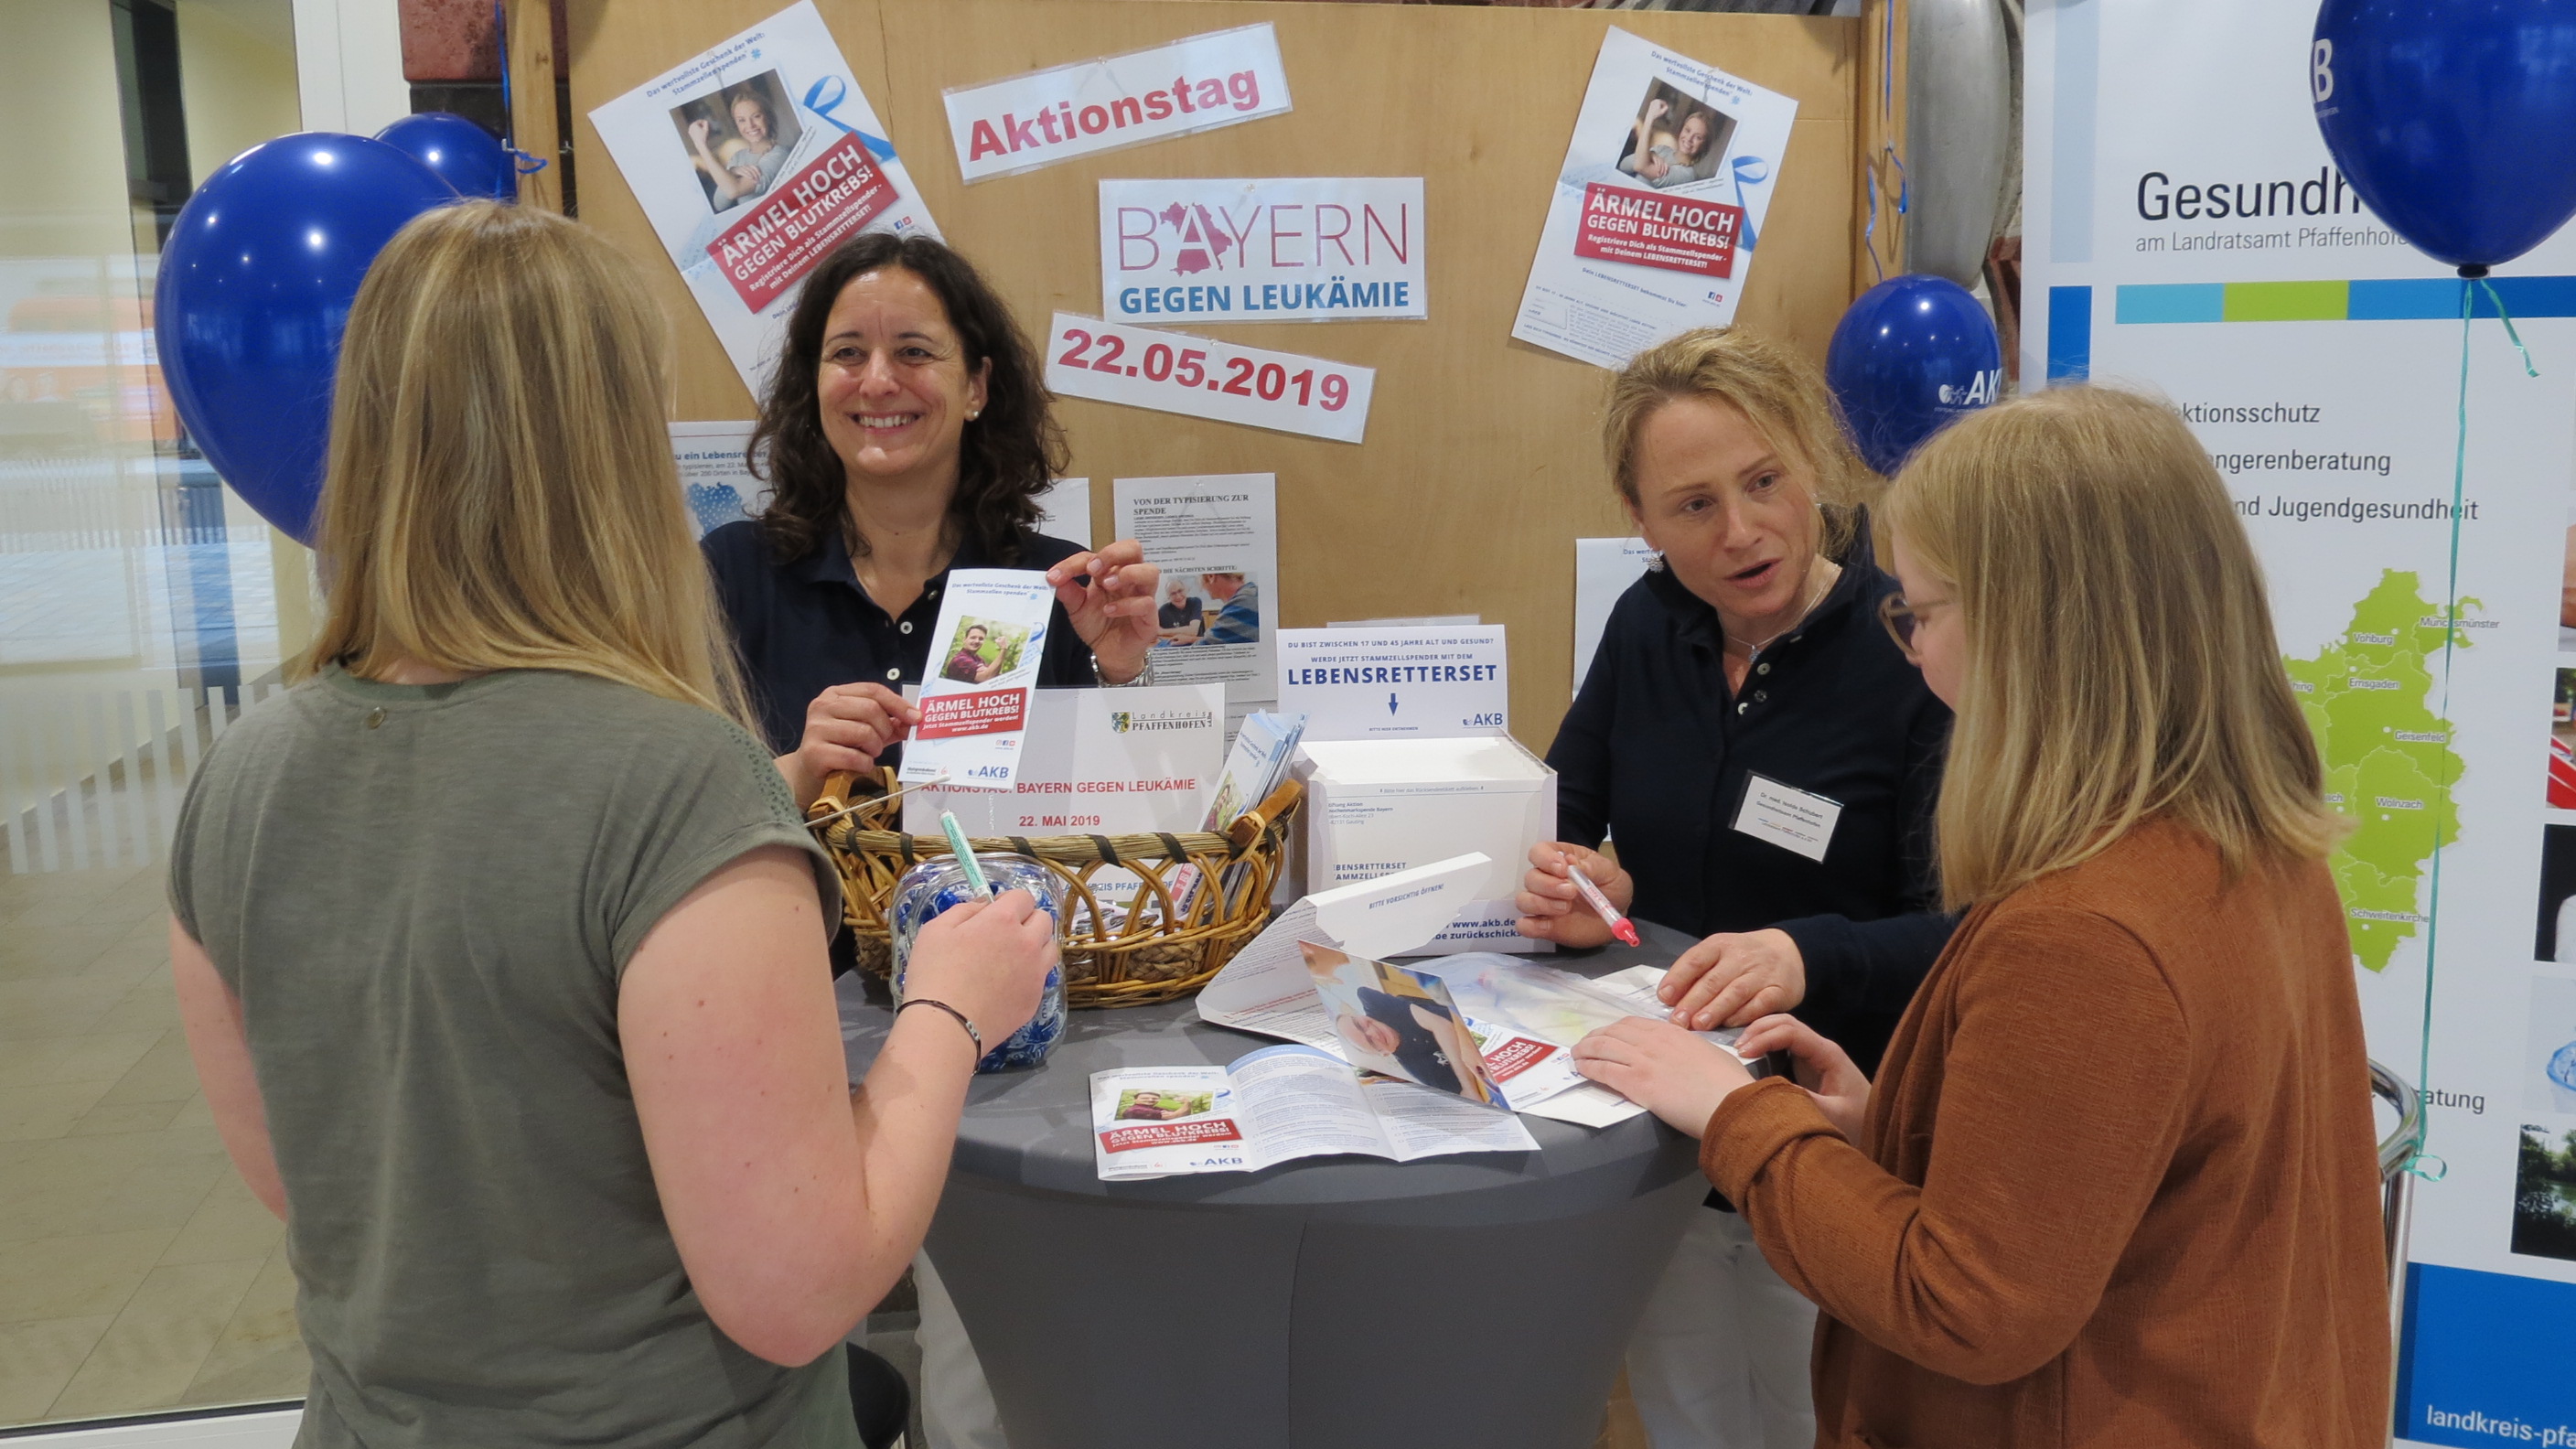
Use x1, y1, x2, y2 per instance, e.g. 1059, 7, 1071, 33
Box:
1514, 327, 1953, 1449
701, 232, 1160, 1449
703, 233, 1162, 815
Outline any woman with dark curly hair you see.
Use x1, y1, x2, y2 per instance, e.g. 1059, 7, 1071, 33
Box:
703, 233, 1163, 813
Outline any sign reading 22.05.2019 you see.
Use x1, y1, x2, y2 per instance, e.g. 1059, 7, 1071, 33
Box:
1100, 178, 1428, 324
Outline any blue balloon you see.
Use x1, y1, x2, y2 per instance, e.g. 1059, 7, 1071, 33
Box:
377, 112, 515, 202
1825, 275, 2003, 478
155, 134, 456, 542
2313, 0, 2576, 272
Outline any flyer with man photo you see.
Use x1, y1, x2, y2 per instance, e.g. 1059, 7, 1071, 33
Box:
899, 570, 1055, 788
587, 1, 941, 392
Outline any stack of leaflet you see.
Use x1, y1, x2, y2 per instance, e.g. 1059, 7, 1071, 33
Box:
1205, 710, 1306, 829
1144, 710, 1307, 927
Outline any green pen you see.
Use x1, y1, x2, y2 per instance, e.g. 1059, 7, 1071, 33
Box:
939, 810, 993, 899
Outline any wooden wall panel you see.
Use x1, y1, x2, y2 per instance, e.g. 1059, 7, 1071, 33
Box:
565, 0, 1862, 749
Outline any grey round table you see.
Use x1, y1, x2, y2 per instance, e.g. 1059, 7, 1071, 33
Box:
838, 921, 1712, 1449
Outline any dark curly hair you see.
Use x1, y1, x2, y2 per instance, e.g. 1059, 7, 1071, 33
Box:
747, 233, 1068, 565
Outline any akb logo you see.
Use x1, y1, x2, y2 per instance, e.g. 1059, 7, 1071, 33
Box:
963, 71, 1265, 163
1937, 370, 2004, 407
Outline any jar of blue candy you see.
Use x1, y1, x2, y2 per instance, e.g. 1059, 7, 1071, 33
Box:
889, 854, 1066, 1073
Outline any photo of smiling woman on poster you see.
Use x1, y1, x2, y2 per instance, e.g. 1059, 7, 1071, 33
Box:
671, 75, 802, 213
1616, 82, 1734, 190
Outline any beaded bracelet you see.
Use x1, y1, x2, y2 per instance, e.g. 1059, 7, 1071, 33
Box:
896, 997, 983, 1057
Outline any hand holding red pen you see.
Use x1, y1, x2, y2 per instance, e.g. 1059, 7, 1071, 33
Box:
1513, 841, 1637, 949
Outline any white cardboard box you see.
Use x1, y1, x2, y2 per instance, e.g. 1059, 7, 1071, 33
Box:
1294, 735, 1556, 956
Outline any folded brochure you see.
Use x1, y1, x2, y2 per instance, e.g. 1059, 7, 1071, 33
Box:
1092, 1044, 1538, 1180
1194, 860, 1755, 1128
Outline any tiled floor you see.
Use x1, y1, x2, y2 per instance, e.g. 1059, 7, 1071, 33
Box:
0, 860, 309, 1427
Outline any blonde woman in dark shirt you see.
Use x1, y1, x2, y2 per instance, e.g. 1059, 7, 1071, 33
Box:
167, 200, 1055, 1448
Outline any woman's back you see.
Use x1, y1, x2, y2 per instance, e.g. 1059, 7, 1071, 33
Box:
170, 667, 852, 1449
1801, 818, 2388, 1447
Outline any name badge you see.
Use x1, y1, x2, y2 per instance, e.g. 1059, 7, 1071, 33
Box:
1733, 774, 1843, 863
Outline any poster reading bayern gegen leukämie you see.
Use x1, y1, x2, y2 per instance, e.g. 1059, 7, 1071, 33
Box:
588, 1, 941, 393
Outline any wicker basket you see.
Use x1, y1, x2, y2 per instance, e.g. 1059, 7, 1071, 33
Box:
807, 768, 1303, 1008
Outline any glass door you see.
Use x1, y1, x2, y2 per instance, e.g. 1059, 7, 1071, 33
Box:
1, 0, 313, 1424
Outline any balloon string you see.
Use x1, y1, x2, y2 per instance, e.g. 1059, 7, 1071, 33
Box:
2405, 288, 2480, 1186
1864, 166, 1884, 282
2407, 283, 2544, 1185
2475, 278, 2539, 378
493, 0, 552, 180
1861, 0, 1908, 283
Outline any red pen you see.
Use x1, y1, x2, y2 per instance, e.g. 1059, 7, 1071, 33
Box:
1566, 863, 1641, 946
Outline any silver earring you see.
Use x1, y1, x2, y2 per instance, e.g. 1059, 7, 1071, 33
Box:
1645, 551, 1667, 573
966, 409, 981, 422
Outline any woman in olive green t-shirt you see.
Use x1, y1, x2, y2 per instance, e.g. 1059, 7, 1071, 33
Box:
166, 201, 1070, 1449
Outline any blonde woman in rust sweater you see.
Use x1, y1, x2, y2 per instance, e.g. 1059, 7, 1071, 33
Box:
1572, 386, 2390, 1448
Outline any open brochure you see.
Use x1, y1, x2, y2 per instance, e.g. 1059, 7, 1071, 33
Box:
1189, 851, 1586, 1098
1411, 959, 1755, 1128
1197, 862, 1757, 1127
1091, 1044, 1539, 1180
1300, 940, 1516, 1109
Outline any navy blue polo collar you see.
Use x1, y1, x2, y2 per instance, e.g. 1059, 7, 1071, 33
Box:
1646, 548, 1878, 652
787, 521, 1010, 596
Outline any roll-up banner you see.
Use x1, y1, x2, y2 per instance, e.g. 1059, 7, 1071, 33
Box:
2023, 3, 2576, 1441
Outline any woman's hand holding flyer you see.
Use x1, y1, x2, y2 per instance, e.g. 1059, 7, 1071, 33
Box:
899, 569, 1057, 787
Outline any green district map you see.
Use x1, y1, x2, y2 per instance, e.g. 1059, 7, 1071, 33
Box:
2281, 571, 2473, 972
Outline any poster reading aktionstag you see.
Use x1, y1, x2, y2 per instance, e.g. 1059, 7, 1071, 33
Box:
588, 1, 940, 392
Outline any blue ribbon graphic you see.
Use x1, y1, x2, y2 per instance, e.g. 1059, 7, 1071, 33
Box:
801, 76, 897, 163
1731, 156, 1771, 251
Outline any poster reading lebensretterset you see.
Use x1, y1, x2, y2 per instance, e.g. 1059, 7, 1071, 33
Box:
1512, 27, 1795, 370
588, 2, 940, 393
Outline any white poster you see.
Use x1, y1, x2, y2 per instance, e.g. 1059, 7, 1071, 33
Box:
944, 24, 1293, 183
2023, 0, 2576, 1435
1036, 477, 1091, 548
1043, 314, 1374, 444
1100, 177, 1427, 324
1277, 626, 1509, 741
1113, 474, 1279, 710
902, 683, 1222, 836
671, 421, 765, 538
1573, 537, 1658, 695
898, 569, 1056, 787
588, 2, 940, 394
1512, 27, 1797, 370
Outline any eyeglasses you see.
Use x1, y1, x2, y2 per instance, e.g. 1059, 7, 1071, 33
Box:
1878, 593, 1942, 658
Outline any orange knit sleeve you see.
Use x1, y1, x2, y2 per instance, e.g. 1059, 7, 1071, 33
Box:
1701, 902, 2193, 1386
